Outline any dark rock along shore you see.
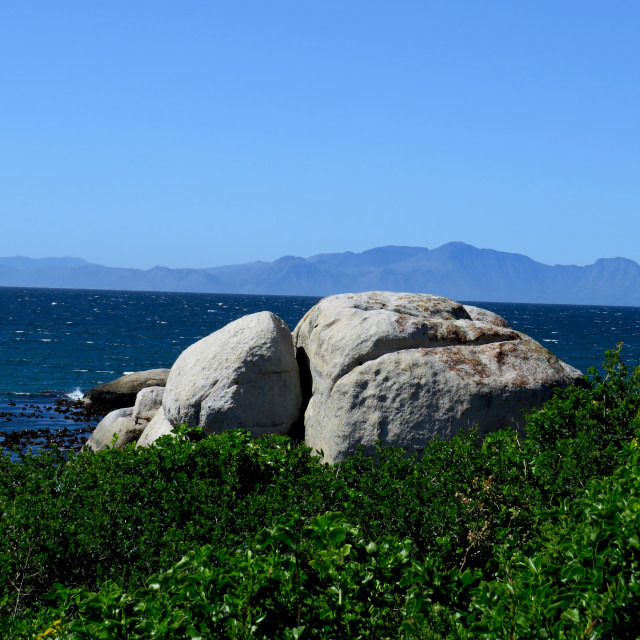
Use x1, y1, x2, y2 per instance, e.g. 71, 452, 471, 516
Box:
0, 398, 103, 453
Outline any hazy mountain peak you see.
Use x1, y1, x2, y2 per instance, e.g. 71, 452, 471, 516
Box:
1, 244, 639, 306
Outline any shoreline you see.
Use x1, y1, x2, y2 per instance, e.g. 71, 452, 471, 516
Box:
0, 396, 101, 454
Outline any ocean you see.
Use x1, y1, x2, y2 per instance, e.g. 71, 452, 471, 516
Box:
2, 286, 640, 453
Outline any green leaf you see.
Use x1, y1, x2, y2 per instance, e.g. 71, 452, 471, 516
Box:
562, 608, 581, 623
526, 555, 542, 574
460, 569, 476, 586
327, 526, 347, 547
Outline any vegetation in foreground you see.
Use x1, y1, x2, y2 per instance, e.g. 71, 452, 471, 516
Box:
1, 346, 639, 638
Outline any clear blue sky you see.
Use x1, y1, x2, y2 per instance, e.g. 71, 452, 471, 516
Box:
2, 1, 638, 269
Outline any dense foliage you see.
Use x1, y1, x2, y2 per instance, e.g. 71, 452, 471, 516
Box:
1, 346, 639, 638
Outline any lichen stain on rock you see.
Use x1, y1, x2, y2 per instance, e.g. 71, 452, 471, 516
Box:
493, 341, 518, 366
528, 341, 557, 365
424, 321, 518, 347
396, 315, 410, 332
430, 323, 470, 344
490, 342, 530, 387
436, 346, 492, 385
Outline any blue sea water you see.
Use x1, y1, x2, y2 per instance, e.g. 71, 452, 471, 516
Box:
1, 286, 640, 448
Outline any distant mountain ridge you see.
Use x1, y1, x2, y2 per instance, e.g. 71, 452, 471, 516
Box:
1, 242, 639, 306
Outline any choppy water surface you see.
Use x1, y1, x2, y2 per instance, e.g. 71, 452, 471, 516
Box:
1, 286, 639, 444
0, 287, 319, 445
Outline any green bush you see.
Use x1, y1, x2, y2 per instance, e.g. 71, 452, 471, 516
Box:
466, 440, 640, 639
13, 511, 480, 640
0, 428, 530, 621
0, 430, 329, 615
17, 443, 640, 638
42, 512, 421, 639
1, 346, 640, 637
525, 343, 640, 502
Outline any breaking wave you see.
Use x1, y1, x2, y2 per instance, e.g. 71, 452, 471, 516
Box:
66, 388, 84, 401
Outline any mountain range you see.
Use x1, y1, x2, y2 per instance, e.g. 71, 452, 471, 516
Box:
1, 242, 640, 306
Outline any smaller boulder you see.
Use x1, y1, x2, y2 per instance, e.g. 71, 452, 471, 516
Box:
85, 407, 146, 452
136, 408, 175, 448
83, 369, 170, 413
163, 311, 301, 436
133, 386, 165, 423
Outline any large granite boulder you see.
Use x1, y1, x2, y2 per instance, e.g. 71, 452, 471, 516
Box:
83, 369, 170, 413
136, 407, 175, 448
293, 291, 582, 464
163, 311, 301, 436
85, 407, 147, 452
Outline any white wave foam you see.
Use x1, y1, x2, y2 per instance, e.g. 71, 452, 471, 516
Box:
66, 388, 84, 401
123, 371, 134, 375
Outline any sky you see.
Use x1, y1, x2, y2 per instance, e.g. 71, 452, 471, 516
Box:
1, 1, 639, 270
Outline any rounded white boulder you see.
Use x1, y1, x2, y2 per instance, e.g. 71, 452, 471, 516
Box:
163, 311, 301, 436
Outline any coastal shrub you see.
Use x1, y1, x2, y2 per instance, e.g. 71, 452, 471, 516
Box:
0, 430, 330, 616
13, 442, 640, 639
335, 427, 540, 571
525, 343, 640, 502
1, 346, 639, 635
0, 426, 533, 621
464, 439, 640, 639
18, 512, 476, 640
